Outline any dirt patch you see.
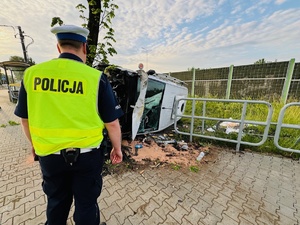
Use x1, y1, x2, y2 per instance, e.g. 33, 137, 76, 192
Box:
103, 132, 224, 175
126, 139, 217, 167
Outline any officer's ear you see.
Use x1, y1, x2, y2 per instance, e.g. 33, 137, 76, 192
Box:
57, 44, 62, 53
83, 43, 89, 55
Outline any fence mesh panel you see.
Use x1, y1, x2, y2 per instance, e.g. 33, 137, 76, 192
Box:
169, 60, 299, 102
230, 62, 289, 100
289, 62, 300, 100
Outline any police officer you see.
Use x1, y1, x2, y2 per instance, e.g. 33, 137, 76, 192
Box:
14, 25, 123, 225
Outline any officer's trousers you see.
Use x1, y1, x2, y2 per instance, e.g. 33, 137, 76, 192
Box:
39, 149, 104, 225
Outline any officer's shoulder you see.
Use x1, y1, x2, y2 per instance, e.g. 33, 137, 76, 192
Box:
25, 60, 50, 71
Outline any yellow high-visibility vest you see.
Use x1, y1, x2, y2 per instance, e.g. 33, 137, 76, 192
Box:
23, 58, 105, 156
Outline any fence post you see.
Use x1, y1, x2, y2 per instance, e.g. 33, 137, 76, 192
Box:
226, 65, 234, 99
191, 68, 195, 97
281, 58, 295, 104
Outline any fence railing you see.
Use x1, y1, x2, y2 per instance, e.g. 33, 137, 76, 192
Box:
274, 102, 300, 154
174, 98, 273, 152
174, 97, 300, 154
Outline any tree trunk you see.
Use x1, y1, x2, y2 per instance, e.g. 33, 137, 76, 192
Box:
87, 0, 101, 66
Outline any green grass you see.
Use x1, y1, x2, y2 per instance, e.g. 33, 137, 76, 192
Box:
170, 164, 181, 171
189, 165, 199, 173
0, 120, 20, 128
178, 97, 300, 159
8, 120, 20, 126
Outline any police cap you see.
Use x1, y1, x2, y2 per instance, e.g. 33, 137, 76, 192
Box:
51, 25, 89, 43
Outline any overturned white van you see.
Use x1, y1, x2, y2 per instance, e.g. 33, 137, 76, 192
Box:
104, 65, 188, 140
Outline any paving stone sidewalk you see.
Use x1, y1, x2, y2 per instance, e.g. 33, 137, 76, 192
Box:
0, 89, 299, 225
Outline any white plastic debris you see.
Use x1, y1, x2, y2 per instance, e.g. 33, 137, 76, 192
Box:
207, 127, 215, 132
196, 152, 205, 161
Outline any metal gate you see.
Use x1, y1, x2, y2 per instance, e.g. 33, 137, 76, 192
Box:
274, 102, 300, 154
173, 98, 273, 152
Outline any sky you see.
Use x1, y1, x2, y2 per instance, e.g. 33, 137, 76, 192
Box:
0, 0, 299, 73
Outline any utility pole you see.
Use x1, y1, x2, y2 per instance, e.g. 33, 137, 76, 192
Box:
17, 26, 28, 63
0, 25, 33, 63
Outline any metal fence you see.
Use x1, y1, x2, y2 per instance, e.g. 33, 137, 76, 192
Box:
170, 58, 299, 103
174, 98, 273, 152
274, 102, 300, 154
174, 97, 300, 153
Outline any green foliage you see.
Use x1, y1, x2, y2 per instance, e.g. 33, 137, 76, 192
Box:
103, 158, 120, 174
254, 58, 266, 64
104, 64, 117, 74
189, 165, 199, 173
170, 164, 181, 171
187, 67, 201, 71
0, 121, 20, 128
51, 17, 63, 27
84, 0, 118, 66
9, 55, 35, 65
254, 58, 275, 64
93, 1, 118, 65
8, 120, 20, 126
105, 159, 112, 165
10, 56, 24, 62
51, 0, 118, 65
180, 98, 300, 158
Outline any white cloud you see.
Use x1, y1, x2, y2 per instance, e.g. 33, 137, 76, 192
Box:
113, 5, 300, 71
275, 0, 288, 5
112, 0, 218, 42
0, 0, 299, 72
231, 5, 242, 15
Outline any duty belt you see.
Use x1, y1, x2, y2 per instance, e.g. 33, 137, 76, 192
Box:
57, 148, 94, 165
53, 148, 93, 155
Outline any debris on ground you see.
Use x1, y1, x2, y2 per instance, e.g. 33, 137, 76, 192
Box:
196, 152, 205, 161
102, 127, 222, 175
134, 143, 143, 156
121, 130, 219, 168
206, 118, 259, 135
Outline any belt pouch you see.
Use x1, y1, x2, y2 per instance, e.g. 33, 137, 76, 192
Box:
61, 148, 80, 164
